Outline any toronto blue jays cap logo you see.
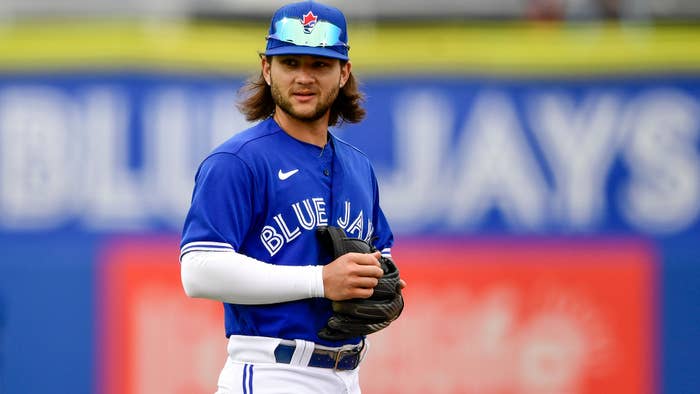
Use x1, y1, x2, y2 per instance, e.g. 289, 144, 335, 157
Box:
264, 1, 350, 60
301, 11, 318, 34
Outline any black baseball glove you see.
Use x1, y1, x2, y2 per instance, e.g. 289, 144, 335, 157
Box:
316, 226, 404, 341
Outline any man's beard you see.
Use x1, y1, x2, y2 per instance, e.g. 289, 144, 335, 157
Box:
270, 81, 340, 122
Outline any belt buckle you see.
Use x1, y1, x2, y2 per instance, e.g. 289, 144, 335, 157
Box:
333, 348, 351, 370
333, 340, 364, 370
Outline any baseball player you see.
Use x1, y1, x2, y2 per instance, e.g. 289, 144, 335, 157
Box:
179, 1, 405, 393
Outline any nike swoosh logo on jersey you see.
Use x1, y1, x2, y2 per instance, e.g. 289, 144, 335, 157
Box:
278, 169, 299, 180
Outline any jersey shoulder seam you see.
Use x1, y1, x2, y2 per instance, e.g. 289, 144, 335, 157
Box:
202, 126, 283, 169
216, 126, 282, 157
331, 133, 371, 161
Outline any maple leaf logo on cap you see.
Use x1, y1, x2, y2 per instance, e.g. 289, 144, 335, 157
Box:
301, 11, 318, 34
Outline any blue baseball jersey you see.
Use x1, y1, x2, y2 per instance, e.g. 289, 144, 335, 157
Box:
180, 117, 393, 347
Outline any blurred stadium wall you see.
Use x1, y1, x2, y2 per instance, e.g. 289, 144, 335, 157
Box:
0, 2, 699, 393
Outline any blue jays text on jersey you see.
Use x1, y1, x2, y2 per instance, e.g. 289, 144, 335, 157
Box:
179, 117, 393, 347
260, 197, 376, 256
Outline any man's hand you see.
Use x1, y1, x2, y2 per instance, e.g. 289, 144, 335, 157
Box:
322, 251, 384, 300
316, 226, 406, 341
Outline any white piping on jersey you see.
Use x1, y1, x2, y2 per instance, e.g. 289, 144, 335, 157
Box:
381, 248, 392, 258
180, 241, 234, 260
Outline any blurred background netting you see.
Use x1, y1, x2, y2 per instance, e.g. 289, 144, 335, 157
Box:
0, 1, 699, 393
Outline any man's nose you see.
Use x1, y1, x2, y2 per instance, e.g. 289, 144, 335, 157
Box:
296, 67, 315, 83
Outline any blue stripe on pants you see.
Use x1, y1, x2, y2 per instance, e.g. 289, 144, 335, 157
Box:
242, 364, 248, 394
242, 364, 254, 394
248, 364, 254, 394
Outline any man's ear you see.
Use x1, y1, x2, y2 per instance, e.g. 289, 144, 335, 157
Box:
262, 56, 272, 86
339, 61, 351, 88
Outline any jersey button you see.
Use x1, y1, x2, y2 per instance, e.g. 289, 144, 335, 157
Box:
323, 169, 330, 176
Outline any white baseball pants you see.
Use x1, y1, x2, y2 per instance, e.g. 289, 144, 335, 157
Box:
214, 335, 363, 394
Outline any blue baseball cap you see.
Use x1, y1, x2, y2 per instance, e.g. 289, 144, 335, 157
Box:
264, 1, 350, 61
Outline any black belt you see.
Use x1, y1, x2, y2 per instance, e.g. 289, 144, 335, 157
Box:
273, 340, 365, 371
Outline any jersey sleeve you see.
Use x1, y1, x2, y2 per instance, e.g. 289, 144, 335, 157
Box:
369, 166, 394, 257
180, 152, 255, 260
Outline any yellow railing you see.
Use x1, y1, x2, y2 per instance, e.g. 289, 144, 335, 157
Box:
0, 20, 698, 75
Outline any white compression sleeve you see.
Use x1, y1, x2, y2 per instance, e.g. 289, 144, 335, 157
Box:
180, 250, 325, 305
